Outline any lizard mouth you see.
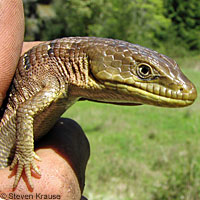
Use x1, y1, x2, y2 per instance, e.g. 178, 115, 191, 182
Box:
103, 81, 197, 107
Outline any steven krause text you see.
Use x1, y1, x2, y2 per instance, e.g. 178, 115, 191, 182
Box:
0, 193, 61, 199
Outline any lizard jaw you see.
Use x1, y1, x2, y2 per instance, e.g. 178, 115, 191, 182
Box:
103, 82, 197, 107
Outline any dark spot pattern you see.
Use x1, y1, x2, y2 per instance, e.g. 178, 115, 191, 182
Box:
24, 53, 31, 70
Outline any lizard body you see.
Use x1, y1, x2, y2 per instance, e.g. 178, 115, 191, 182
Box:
0, 37, 197, 188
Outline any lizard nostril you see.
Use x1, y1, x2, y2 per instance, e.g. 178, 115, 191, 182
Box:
179, 88, 184, 92
179, 83, 197, 100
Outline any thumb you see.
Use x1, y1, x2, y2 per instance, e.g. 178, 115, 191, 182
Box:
0, 0, 24, 106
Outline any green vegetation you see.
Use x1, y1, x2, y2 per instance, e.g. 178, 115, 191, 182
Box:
164, 0, 200, 51
22, 0, 200, 199
23, 0, 200, 57
64, 59, 200, 200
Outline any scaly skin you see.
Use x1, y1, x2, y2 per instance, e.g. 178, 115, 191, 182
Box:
0, 37, 197, 189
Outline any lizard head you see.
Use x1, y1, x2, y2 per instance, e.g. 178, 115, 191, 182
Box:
87, 38, 197, 107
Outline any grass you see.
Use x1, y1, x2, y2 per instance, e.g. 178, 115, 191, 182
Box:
63, 55, 200, 200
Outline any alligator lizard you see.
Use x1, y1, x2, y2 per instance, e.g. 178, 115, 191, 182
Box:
0, 37, 197, 189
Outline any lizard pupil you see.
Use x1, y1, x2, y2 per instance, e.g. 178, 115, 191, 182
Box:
139, 65, 150, 75
136, 63, 152, 79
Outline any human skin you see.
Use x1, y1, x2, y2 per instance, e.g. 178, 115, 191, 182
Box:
0, 1, 89, 199
0, 0, 24, 106
0, 118, 90, 200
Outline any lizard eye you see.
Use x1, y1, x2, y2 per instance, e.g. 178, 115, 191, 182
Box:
137, 63, 152, 79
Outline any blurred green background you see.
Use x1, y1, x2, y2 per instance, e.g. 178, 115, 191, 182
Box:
23, 0, 200, 57
23, 0, 200, 199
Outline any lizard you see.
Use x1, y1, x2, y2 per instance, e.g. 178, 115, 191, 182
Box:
0, 37, 197, 189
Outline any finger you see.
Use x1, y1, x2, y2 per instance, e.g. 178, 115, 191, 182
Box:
0, 0, 24, 106
21, 41, 44, 55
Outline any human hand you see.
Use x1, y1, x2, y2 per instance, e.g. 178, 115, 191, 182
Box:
0, 0, 24, 106
0, 118, 90, 200
0, 1, 89, 199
